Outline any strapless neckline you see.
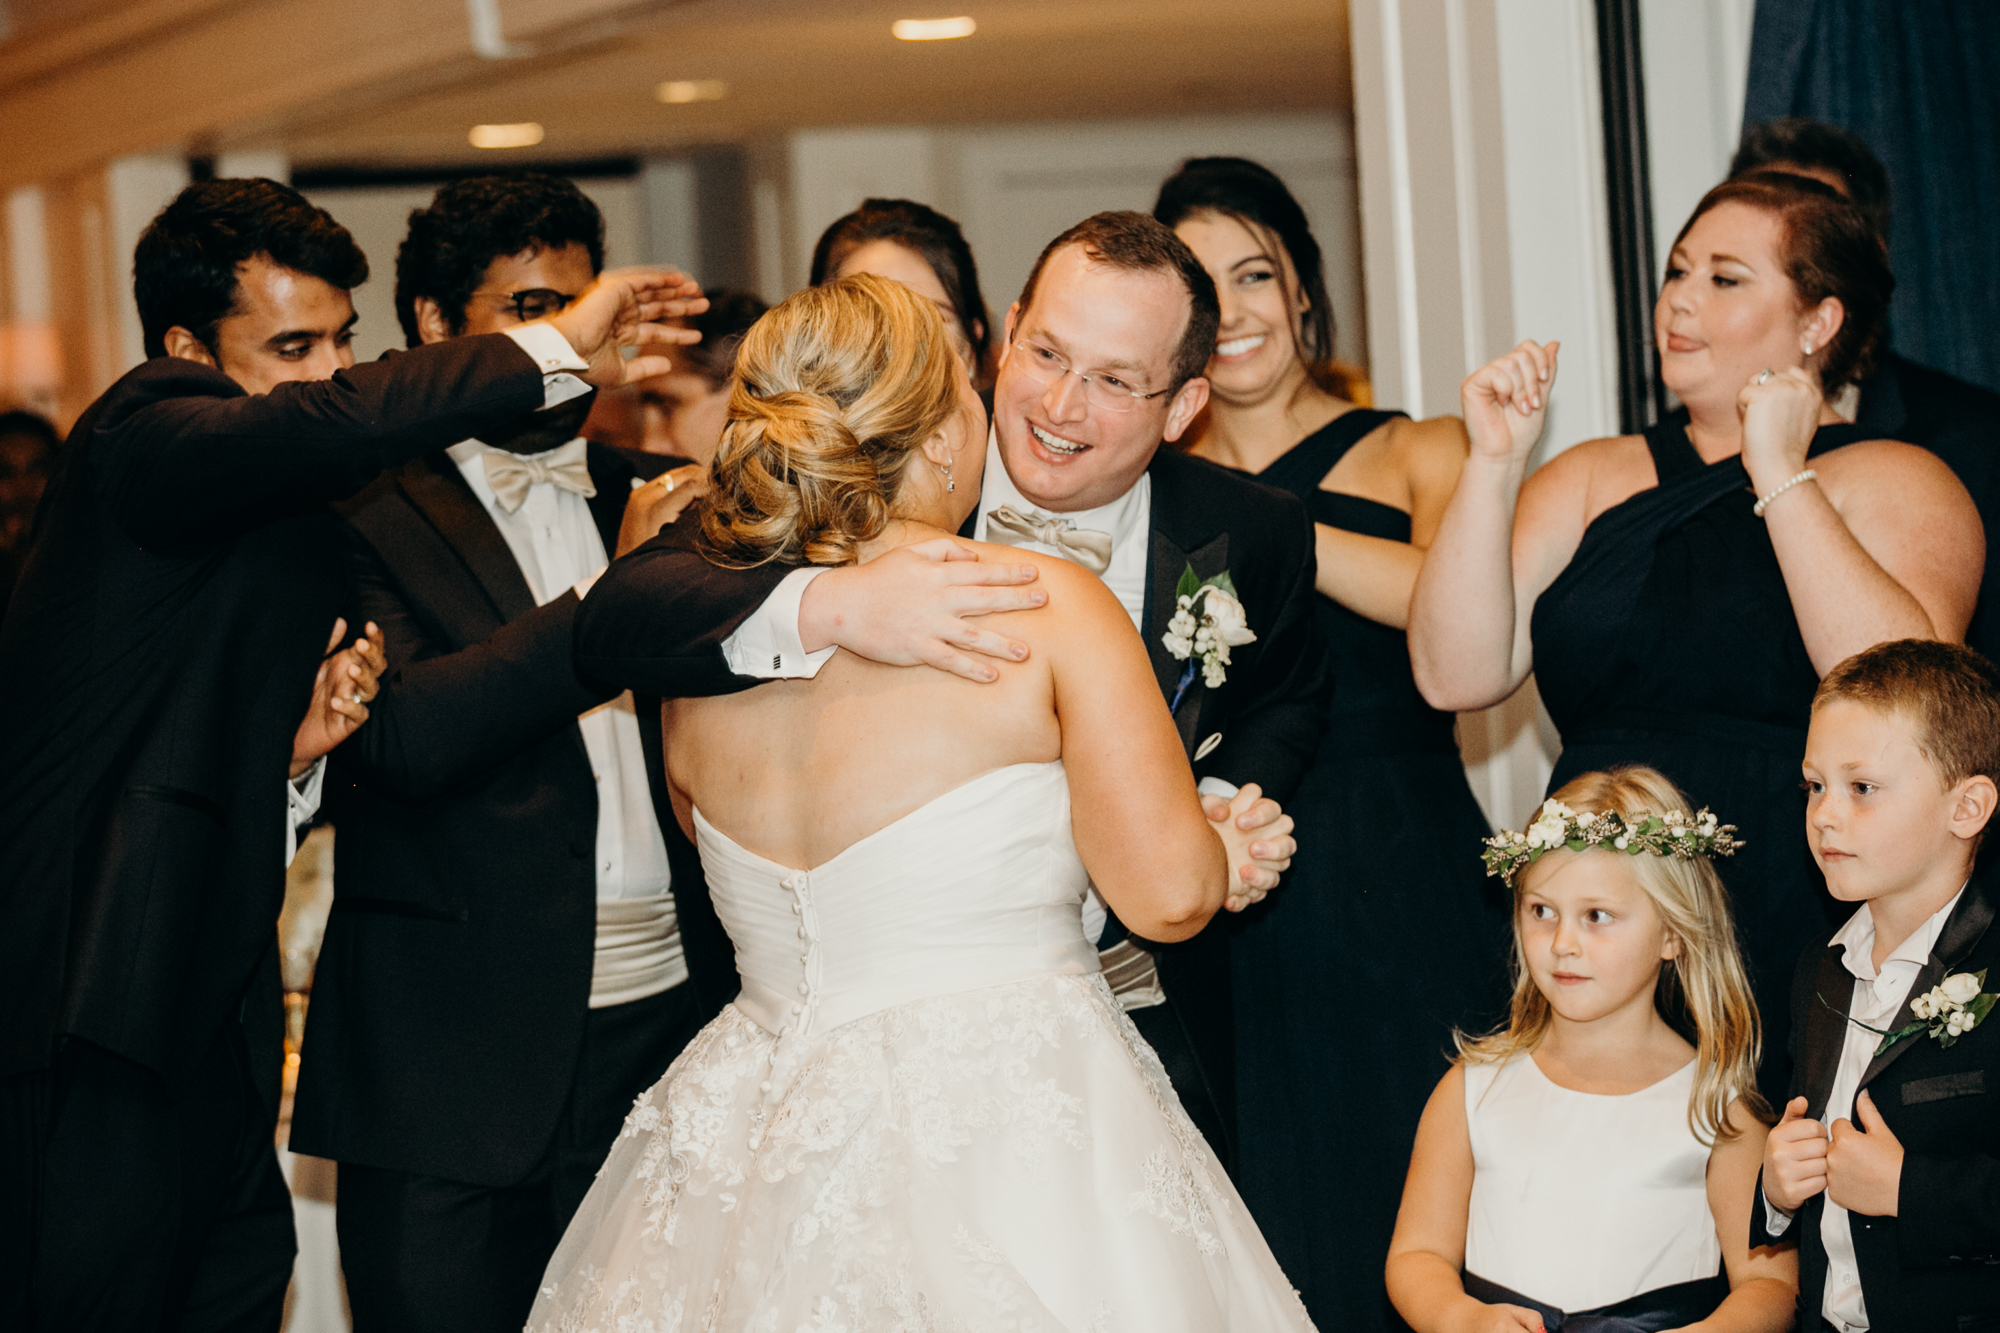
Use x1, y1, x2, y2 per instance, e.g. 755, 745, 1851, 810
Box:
691, 759, 1064, 875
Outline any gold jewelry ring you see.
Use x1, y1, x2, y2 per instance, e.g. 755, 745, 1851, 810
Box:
658, 473, 677, 491
1754, 368, 1774, 385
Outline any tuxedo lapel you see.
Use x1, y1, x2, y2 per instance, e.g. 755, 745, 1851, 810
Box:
1143, 453, 1234, 759
1144, 529, 1191, 710
396, 456, 537, 623
1802, 947, 1855, 1120
1859, 879, 1997, 1091
583, 443, 637, 557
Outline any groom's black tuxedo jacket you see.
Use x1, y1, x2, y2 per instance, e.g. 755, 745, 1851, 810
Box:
1752, 869, 2000, 1332
0, 339, 547, 1106
574, 446, 1332, 1159
291, 445, 736, 1186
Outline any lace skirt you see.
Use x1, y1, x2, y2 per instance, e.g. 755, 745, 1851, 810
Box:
529, 972, 1314, 1331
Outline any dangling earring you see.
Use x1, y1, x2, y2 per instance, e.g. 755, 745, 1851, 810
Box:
939, 460, 955, 493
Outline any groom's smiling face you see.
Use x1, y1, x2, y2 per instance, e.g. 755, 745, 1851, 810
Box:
994, 244, 1208, 514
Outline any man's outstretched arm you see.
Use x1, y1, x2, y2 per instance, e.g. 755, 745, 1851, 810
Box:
574, 520, 1046, 699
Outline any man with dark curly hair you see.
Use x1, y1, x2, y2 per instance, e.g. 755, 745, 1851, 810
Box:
287, 173, 730, 1333
0, 175, 698, 1332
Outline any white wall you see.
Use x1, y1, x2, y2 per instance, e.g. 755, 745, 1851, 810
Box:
781, 113, 1366, 368
106, 154, 190, 371
302, 177, 641, 364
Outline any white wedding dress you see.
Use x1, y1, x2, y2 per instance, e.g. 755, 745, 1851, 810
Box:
528, 760, 1314, 1332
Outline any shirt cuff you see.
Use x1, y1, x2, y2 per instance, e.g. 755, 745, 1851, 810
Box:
721, 567, 837, 679
1196, 777, 1241, 800
502, 322, 593, 410
285, 756, 327, 868
1760, 1189, 1795, 1237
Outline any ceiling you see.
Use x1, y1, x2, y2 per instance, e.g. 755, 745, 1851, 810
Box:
283, 0, 1349, 167
0, 0, 1348, 185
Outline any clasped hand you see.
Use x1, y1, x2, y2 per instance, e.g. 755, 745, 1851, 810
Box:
1204, 783, 1295, 912
1763, 1090, 1904, 1218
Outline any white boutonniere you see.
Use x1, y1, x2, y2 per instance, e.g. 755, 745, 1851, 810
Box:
1163, 565, 1255, 714
1821, 967, 1997, 1056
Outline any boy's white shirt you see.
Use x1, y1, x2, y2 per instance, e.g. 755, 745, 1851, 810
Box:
1762, 884, 1965, 1333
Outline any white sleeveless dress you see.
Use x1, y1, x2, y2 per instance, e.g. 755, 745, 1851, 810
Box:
528, 761, 1313, 1331
1463, 1053, 1722, 1312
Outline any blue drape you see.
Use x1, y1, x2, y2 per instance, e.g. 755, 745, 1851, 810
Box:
1746, 0, 2000, 393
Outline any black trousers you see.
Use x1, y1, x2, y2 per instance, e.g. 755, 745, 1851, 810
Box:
336, 979, 705, 1333
0, 1026, 297, 1333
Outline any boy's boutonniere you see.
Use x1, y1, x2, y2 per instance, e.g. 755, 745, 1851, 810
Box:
1820, 968, 1997, 1058
1163, 565, 1255, 715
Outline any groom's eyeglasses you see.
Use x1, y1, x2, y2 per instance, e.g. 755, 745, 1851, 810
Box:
472, 287, 581, 323
1009, 339, 1172, 414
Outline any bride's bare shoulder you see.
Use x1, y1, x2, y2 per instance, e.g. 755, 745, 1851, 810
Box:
958, 543, 1136, 650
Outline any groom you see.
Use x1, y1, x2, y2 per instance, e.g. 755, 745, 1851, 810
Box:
578, 211, 1331, 1166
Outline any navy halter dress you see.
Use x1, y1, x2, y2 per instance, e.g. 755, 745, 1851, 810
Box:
1532, 408, 1878, 1105
1229, 408, 1512, 1332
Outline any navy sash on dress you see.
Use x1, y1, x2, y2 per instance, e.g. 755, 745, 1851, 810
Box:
1462, 1271, 1728, 1333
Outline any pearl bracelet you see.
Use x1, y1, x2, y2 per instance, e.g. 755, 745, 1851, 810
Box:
1752, 468, 1818, 518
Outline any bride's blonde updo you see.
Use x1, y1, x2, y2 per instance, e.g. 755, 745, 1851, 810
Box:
700, 272, 965, 567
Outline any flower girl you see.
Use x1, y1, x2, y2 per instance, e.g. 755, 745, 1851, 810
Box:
1387, 766, 1797, 1333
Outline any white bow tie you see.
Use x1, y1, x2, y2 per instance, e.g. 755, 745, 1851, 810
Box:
480, 438, 596, 514
985, 504, 1114, 575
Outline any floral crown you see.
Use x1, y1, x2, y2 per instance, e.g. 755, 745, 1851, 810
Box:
1481, 800, 1744, 885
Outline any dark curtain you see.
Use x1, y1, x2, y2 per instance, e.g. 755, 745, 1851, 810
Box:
1746, 0, 2000, 393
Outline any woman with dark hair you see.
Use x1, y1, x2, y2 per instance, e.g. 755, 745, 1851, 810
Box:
1410, 174, 1982, 1110
809, 197, 992, 387
1154, 156, 1509, 1331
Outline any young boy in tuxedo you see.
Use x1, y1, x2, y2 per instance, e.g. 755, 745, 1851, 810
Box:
1760, 638, 2000, 1331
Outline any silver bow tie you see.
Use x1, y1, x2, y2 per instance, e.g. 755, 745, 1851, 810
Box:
481, 439, 597, 514
984, 504, 1114, 575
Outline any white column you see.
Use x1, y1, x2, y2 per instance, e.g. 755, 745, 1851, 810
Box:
1351, 0, 1624, 830
638, 158, 700, 273
106, 154, 190, 373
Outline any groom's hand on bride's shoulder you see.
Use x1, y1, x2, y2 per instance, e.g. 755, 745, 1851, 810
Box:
1204, 783, 1296, 912
800, 538, 1047, 683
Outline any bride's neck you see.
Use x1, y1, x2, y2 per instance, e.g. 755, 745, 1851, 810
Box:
856, 517, 955, 564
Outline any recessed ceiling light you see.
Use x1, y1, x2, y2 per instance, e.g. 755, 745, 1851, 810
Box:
657, 79, 729, 104
468, 122, 544, 149
892, 16, 976, 41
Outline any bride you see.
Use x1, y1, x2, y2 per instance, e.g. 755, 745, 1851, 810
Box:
529, 274, 1313, 1331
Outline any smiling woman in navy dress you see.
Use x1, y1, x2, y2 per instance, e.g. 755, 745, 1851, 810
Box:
1407, 173, 1984, 1114
1155, 156, 1512, 1333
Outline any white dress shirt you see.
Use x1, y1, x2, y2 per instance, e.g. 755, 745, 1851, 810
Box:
974, 433, 1152, 630
1764, 886, 1965, 1332
285, 757, 326, 867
